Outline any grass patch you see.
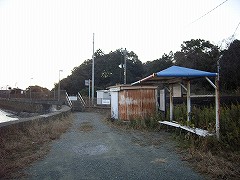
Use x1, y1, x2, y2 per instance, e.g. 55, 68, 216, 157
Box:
0, 114, 73, 179
170, 104, 240, 151
78, 122, 93, 132
166, 103, 240, 179
105, 113, 164, 132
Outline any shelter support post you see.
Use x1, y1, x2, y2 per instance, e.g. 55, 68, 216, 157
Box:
215, 77, 220, 140
179, 83, 187, 91
187, 81, 191, 122
169, 85, 173, 121
205, 77, 220, 140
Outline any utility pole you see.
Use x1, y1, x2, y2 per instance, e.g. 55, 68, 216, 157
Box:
58, 70, 63, 102
30, 78, 33, 100
123, 48, 127, 84
91, 33, 95, 105
88, 79, 91, 107
217, 55, 222, 81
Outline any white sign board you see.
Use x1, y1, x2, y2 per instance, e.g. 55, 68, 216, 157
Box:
102, 99, 110, 105
109, 87, 120, 92
159, 89, 165, 111
69, 96, 77, 101
173, 84, 182, 97
85, 80, 91, 86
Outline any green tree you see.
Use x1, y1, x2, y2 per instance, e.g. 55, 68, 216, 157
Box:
174, 39, 220, 72
55, 49, 144, 95
220, 39, 240, 91
94, 49, 144, 88
143, 51, 173, 76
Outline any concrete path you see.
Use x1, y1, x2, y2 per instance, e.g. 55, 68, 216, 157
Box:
24, 112, 204, 180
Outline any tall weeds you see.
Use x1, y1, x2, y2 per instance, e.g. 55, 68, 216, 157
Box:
169, 104, 240, 179
170, 104, 240, 151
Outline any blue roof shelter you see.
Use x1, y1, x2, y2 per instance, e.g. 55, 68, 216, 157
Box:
156, 66, 217, 77
131, 66, 220, 139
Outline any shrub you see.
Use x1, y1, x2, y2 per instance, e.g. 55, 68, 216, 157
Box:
220, 104, 240, 150
170, 104, 240, 151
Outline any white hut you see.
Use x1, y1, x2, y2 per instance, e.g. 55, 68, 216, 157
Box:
96, 90, 111, 105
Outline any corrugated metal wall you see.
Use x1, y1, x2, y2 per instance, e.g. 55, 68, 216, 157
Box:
118, 88, 157, 120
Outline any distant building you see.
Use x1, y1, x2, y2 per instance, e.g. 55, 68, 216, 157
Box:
0, 88, 25, 98
96, 90, 111, 105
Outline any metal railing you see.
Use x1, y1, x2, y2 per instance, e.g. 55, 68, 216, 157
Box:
65, 92, 73, 108
77, 92, 86, 107
0, 90, 67, 100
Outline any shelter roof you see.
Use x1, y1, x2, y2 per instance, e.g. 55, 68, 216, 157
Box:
131, 66, 217, 85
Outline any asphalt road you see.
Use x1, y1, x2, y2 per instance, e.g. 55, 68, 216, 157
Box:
24, 112, 204, 180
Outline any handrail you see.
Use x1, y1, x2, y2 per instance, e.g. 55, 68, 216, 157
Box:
65, 92, 73, 108
77, 92, 86, 107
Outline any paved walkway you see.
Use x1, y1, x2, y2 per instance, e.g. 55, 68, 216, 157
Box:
24, 112, 204, 180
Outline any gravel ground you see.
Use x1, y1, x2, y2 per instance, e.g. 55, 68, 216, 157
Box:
24, 112, 205, 180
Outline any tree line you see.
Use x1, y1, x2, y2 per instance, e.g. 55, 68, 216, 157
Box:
55, 39, 240, 95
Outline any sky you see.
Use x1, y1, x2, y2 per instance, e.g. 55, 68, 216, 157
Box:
0, 0, 240, 90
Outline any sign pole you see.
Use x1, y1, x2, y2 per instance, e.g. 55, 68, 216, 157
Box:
123, 48, 127, 84
91, 33, 95, 106
88, 79, 91, 107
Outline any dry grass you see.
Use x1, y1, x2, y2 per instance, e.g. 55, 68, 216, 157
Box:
0, 114, 73, 179
182, 149, 240, 179
151, 158, 167, 164
173, 135, 240, 180
78, 122, 93, 132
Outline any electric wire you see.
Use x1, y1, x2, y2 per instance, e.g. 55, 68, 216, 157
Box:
190, 0, 229, 25
232, 21, 240, 38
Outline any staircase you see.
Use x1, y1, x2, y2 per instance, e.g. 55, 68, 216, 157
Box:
71, 100, 84, 111
65, 92, 86, 112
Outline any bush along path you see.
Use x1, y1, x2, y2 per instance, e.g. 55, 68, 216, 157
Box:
23, 112, 204, 180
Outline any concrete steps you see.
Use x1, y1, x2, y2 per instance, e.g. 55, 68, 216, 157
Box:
71, 100, 84, 111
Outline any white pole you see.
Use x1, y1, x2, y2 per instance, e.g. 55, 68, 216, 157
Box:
58, 70, 63, 102
205, 76, 220, 140
215, 77, 220, 140
91, 33, 95, 106
124, 48, 127, 84
88, 79, 91, 107
187, 81, 191, 123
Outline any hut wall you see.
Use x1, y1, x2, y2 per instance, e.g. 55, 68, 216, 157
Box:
118, 88, 157, 120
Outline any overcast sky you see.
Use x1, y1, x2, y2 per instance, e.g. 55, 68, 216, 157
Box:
0, 0, 239, 90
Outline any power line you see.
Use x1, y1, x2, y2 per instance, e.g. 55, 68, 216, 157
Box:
232, 21, 240, 37
223, 21, 240, 49
190, 0, 229, 25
